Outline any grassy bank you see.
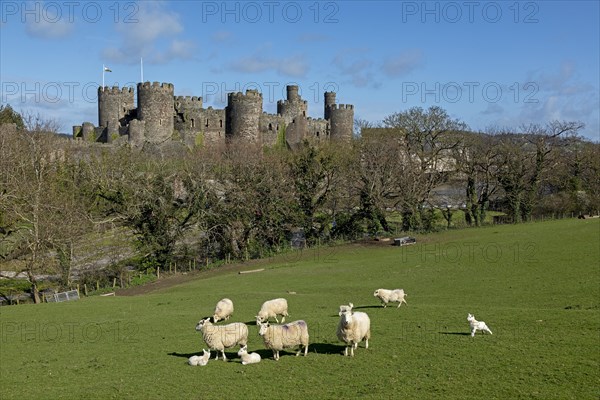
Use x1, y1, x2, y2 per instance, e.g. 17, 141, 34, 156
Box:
0, 218, 598, 399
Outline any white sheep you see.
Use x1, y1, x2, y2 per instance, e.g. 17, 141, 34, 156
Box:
237, 346, 261, 365
373, 288, 407, 308
467, 313, 493, 337
188, 349, 210, 366
258, 320, 309, 361
337, 309, 371, 357
255, 298, 289, 324
195, 318, 248, 361
213, 298, 234, 323
338, 302, 354, 316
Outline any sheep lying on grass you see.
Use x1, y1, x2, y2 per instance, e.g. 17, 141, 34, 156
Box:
338, 303, 354, 316
256, 298, 289, 324
237, 346, 261, 365
195, 318, 248, 361
467, 313, 493, 337
373, 288, 407, 308
188, 349, 210, 366
258, 320, 309, 361
337, 309, 370, 357
213, 298, 234, 323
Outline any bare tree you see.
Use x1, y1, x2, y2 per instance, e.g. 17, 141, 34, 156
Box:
496, 121, 584, 222
381, 106, 466, 231
452, 131, 500, 226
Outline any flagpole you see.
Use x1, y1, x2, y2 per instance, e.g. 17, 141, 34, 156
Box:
102, 64, 105, 87
140, 58, 144, 83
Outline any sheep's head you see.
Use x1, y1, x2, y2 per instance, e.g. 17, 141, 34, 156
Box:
339, 309, 353, 327
373, 289, 381, 297
258, 322, 269, 336
338, 303, 354, 316
195, 318, 211, 331
237, 346, 248, 356
255, 315, 264, 325
467, 314, 475, 322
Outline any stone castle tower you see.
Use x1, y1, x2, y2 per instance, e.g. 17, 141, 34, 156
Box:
226, 89, 263, 142
74, 81, 354, 146
97, 86, 135, 142
136, 82, 174, 144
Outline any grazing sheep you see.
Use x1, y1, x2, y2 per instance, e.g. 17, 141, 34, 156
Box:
188, 349, 210, 366
258, 320, 309, 361
373, 288, 407, 308
213, 298, 234, 323
237, 346, 261, 365
255, 298, 289, 324
195, 318, 248, 361
338, 303, 354, 316
467, 313, 493, 337
337, 309, 371, 357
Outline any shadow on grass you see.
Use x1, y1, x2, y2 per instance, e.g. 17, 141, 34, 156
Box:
168, 350, 241, 360
439, 332, 471, 336
353, 305, 384, 310
310, 342, 345, 355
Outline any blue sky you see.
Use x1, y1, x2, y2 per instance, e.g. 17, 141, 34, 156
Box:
1, 1, 599, 140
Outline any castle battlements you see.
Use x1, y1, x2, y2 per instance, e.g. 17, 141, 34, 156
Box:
174, 96, 202, 103
99, 86, 134, 94
228, 89, 263, 100
327, 104, 354, 110
76, 82, 354, 146
138, 81, 174, 91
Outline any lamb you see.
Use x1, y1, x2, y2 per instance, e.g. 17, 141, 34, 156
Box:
373, 288, 407, 308
467, 313, 493, 337
237, 346, 261, 365
255, 298, 289, 324
337, 309, 371, 357
212, 298, 234, 323
338, 302, 354, 316
195, 318, 248, 361
258, 320, 309, 361
188, 349, 210, 366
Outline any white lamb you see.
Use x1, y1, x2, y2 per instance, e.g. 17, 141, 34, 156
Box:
338, 303, 354, 316
373, 288, 407, 308
213, 298, 234, 323
337, 309, 371, 357
237, 346, 261, 365
188, 349, 210, 366
467, 313, 493, 337
255, 298, 289, 324
195, 318, 248, 361
258, 320, 309, 361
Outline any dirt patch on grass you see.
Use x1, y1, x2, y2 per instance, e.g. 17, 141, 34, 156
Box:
115, 258, 268, 296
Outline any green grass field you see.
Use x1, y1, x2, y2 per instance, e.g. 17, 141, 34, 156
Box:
1, 219, 598, 399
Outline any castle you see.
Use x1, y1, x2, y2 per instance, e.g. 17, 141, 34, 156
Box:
73, 82, 354, 148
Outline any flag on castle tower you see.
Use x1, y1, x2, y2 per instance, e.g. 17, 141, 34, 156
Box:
104, 66, 112, 72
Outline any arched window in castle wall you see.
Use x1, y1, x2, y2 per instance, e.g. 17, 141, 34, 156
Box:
191, 119, 195, 128
206, 119, 209, 127
220, 120, 223, 128
268, 123, 273, 131
159, 119, 163, 126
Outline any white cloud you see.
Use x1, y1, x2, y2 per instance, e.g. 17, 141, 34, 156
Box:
331, 48, 379, 88
102, 2, 194, 65
229, 53, 309, 78
212, 30, 234, 43
381, 50, 424, 77
25, 18, 73, 39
